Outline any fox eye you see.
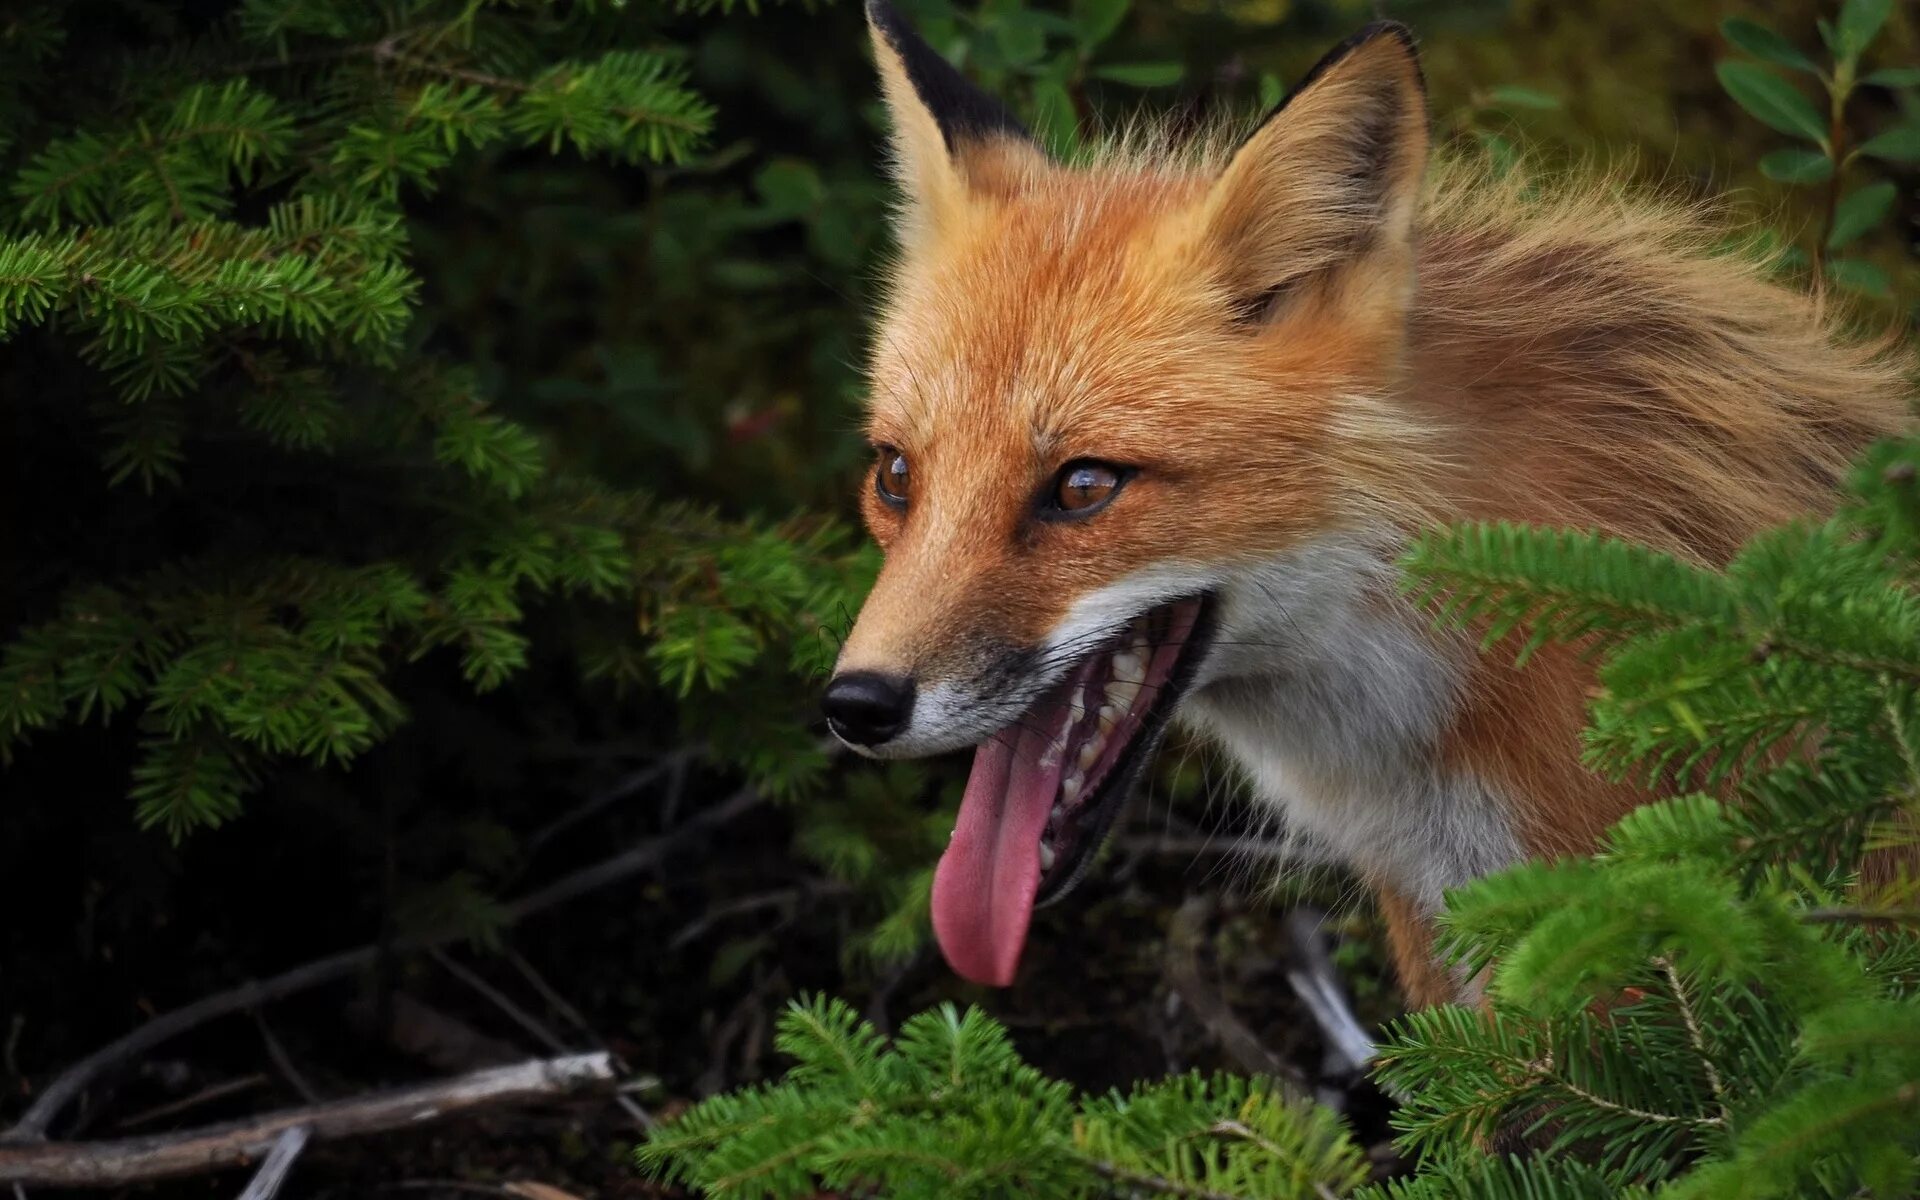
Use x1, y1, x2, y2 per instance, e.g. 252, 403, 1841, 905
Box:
874, 448, 910, 507
1047, 460, 1126, 517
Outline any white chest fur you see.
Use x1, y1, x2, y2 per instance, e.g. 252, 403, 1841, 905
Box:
1176, 535, 1524, 911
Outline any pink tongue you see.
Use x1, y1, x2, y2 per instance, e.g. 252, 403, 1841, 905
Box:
931, 697, 1071, 987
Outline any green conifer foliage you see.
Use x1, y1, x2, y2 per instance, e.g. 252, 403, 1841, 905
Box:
639, 995, 1372, 1200
0, 0, 868, 839
1372, 436, 1920, 1197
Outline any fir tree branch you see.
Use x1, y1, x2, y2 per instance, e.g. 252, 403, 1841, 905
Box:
1882, 678, 1920, 788
376, 46, 710, 136
1799, 906, 1920, 924
1075, 1155, 1244, 1200
1764, 635, 1920, 689
23, 123, 263, 218
1538, 1052, 1721, 1129
1656, 957, 1730, 1127
1207, 1122, 1346, 1200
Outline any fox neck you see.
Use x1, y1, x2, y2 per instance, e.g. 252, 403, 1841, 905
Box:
1179, 530, 1525, 914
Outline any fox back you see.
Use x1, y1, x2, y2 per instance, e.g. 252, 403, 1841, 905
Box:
824, 3, 1913, 1001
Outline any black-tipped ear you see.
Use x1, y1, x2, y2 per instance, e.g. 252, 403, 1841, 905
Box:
1197, 21, 1429, 302
866, 0, 1047, 247
866, 0, 1033, 151
1266, 20, 1426, 126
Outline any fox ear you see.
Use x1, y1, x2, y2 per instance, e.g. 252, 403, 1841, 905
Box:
1199, 22, 1428, 311
866, 0, 1047, 244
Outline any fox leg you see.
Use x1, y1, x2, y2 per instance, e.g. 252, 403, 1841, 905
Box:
1373, 882, 1458, 1008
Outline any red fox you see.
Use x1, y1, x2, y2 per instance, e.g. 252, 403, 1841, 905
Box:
823, 2, 1913, 1004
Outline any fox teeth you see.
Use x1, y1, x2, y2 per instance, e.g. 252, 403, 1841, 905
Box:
1076, 736, 1102, 771
1039, 842, 1056, 872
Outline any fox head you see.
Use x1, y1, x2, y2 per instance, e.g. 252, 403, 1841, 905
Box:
826, 1, 1433, 986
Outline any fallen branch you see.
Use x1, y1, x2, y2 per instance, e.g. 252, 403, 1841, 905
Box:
7, 949, 377, 1144
524, 747, 701, 855
253, 1015, 320, 1105
346, 992, 523, 1073
234, 1125, 308, 1200
117, 1075, 268, 1131
1162, 895, 1309, 1101
0, 1054, 612, 1188
426, 948, 655, 1135
1279, 908, 1376, 1078
501, 948, 658, 1129
4, 787, 762, 1144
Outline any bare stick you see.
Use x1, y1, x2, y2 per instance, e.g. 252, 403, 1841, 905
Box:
426, 950, 662, 1129
525, 746, 701, 855
117, 1075, 269, 1130
428, 949, 568, 1056
667, 881, 849, 951
253, 1015, 320, 1105
4, 788, 762, 1144
0, 1054, 612, 1187
234, 1125, 308, 1200
502, 950, 597, 1043
5, 947, 377, 1145
1280, 908, 1376, 1077
496, 786, 759, 923
501, 948, 657, 1130
1162, 895, 1310, 1101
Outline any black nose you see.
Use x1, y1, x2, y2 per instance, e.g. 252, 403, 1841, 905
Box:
823, 671, 915, 747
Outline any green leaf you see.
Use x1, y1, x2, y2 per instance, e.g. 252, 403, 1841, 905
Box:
1759, 147, 1834, 183
1069, 0, 1128, 48
992, 13, 1047, 66
1257, 71, 1285, 110
1863, 66, 1920, 87
1721, 18, 1820, 73
753, 158, 825, 218
1716, 62, 1828, 142
1029, 77, 1078, 159
1826, 256, 1892, 297
1090, 61, 1183, 88
1856, 126, 1920, 162
1838, 0, 1893, 60
1474, 129, 1521, 178
1827, 180, 1896, 248
1487, 84, 1560, 110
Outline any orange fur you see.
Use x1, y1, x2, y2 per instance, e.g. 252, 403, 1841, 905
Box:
1375, 882, 1456, 1009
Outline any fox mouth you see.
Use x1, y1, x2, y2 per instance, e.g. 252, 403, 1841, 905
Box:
931, 596, 1215, 986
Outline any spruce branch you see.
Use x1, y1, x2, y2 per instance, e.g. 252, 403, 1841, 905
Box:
1077, 1157, 1244, 1200
1656, 957, 1730, 1127
1798, 905, 1920, 924
643, 998, 1369, 1199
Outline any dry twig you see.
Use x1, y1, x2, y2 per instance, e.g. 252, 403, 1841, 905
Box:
4, 787, 761, 1144
0, 1055, 613, 1188
234, 1125, 308, 1200
1162, 895, 1310, 1100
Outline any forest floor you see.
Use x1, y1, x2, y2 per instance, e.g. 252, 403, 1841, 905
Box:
4, 765, 1409, 1199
